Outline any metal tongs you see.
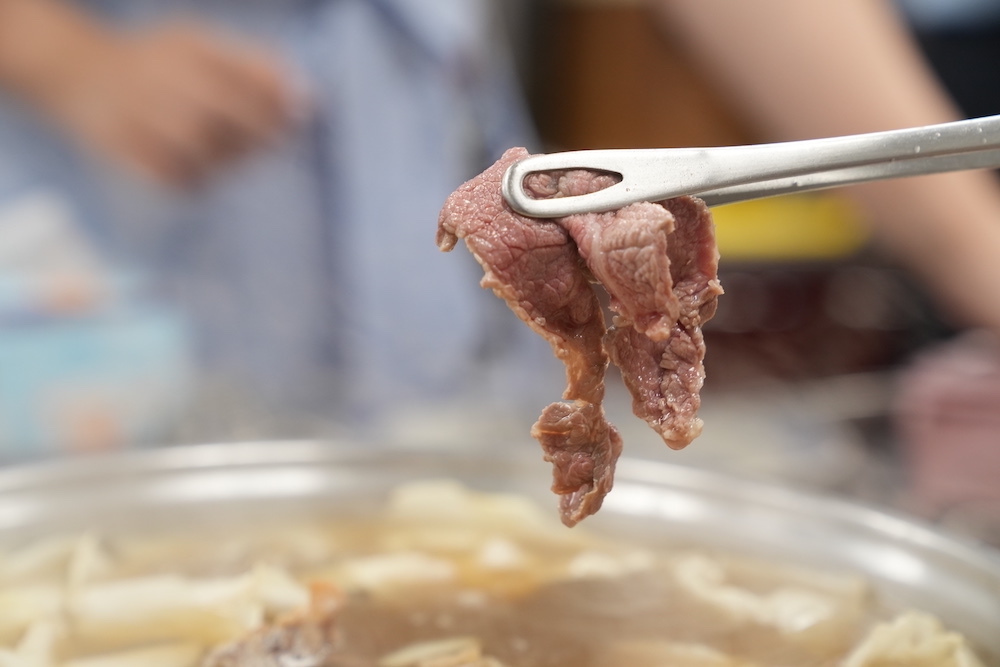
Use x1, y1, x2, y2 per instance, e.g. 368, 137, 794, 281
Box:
502, 114, 1000, 217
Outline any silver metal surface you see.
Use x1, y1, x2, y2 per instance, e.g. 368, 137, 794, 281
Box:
1, 441, 998, 658
502, 115, 1000, 216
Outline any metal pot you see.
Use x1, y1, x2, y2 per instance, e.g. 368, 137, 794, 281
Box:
1, 440, 998, 657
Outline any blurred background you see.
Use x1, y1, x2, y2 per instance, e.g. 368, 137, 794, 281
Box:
0, 0, 999, 544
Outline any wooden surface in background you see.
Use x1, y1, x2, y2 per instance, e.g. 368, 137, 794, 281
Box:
532, 5, 754, 151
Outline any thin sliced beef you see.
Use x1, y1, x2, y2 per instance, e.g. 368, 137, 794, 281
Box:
606, 323, 709, 448
572, 196, 722, 448
437, 148, 722, 525
532, 400, 623, 525
533, 184, 681, 343
202, 583, 341, 667
437, 148, 620, 527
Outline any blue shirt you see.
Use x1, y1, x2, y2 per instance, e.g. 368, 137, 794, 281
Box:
0, 0, 559, 437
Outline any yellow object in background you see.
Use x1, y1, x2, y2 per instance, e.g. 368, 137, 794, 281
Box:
711, 194, 869, 262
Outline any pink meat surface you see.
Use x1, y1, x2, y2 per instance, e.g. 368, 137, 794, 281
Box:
437, 148, 722, 525
203, 584, 340, 667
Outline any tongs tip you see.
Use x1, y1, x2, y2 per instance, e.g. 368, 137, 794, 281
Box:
502, 115, 1000, 216
502, 153, 634, 218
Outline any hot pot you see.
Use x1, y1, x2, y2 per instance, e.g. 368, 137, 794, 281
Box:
0, 440, 997, 662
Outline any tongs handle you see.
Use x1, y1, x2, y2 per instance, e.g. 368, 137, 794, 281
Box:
502, 115, 1000, 217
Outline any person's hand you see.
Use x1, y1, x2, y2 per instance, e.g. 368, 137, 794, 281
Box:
50, 22, 299, 187
17, 17, 301, 187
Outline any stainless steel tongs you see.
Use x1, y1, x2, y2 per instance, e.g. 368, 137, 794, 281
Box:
502, 114, 1000, 217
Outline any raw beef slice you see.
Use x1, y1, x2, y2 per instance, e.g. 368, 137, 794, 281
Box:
437, 148, 722, 526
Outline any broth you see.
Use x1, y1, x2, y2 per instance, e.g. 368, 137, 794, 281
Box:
0, 480, 987, 667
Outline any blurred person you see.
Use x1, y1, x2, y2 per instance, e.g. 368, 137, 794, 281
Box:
0, 0, 548, 448
4, 0, 1000, 472
652, 1, 1000, 524
653, 1, 1000, 339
